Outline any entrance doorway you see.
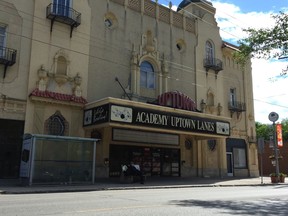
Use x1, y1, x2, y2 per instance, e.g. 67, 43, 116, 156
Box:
226, 152, 233, 176
0, 119, 24, 178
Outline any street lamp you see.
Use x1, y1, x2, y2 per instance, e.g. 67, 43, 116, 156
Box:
268, 112, 280, 181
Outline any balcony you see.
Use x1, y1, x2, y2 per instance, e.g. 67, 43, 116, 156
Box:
0, 46, 17, 78
228, 101, 246, 118
46, 3, 81, 37
203, 58, 223, 78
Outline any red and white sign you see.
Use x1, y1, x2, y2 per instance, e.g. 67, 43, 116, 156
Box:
276, 123, 283, 147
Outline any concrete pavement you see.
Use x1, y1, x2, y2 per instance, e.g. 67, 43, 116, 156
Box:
0, 176, 285, 194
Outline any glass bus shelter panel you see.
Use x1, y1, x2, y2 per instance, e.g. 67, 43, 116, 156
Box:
33, 140, 94, 184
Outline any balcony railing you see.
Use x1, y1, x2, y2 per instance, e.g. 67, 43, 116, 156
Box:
228, 101, 246, 118
0, 46, 17, 78
203, 58, 223, 78
46, 3, 81, 37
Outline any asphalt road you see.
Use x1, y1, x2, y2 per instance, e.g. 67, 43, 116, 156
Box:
1, 185, 288, 216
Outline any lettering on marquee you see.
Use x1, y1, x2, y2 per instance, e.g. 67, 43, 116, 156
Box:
135, 111, 216, 132
157, 91, 197, 112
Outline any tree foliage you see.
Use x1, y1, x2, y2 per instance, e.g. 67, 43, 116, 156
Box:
234, 12, 288, 66
281, 118, 288, 141
256, 118, 288, 142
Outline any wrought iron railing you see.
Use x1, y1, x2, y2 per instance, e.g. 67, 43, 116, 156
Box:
0, 46, 17, 78
0, 46, 17, 66
46, 3, 81, 26
228, 101, 246, 112
203, 58, 223, 72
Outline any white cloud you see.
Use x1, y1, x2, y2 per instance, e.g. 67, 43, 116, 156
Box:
251, 59, 288, 123
210, 1, 288, 123
212, 1, 276, 43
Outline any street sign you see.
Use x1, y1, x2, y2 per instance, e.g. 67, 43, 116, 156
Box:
268, 112, 279, 123
276, 124, 283, 147
257, 137, 264, 154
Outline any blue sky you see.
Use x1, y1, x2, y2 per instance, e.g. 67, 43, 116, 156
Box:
157, 0, 288, 124
158, 0, 288, 12
218, 0, 288, 13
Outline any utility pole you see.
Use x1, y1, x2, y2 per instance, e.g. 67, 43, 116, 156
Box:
268, 112, 280, 181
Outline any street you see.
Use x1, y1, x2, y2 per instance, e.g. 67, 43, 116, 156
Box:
1, 185, 288, 216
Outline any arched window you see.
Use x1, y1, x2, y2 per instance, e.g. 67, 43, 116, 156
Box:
140, 61, 155, 89
207, 91, 214, 106
45, 111, 68, 136
206, 41, 214, 64
56, 56, 67, 75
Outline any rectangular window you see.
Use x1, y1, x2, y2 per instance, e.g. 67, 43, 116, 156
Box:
53, 0, 71, 17
0, 25, 6, 57
230, 88, 236, 106
233, 148, 246, 168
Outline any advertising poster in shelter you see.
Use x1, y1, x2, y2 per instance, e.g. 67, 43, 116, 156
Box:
19, 134, 33, 178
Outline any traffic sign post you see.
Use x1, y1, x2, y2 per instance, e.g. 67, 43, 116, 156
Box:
268, 112, 280, 182
258, 137, 264, 184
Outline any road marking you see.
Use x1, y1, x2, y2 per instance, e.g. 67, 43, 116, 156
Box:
64, 204, 165, 214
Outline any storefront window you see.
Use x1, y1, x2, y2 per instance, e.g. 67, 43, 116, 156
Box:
233, 148, 247, 168
109, 145, 180, 177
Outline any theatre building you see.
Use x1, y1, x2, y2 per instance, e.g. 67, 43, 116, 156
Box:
85, 0, 259, 178
1, 0, 259, 181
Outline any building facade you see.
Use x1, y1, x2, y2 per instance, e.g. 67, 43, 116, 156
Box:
0, 0, 259, 181
0, 0, 32, 178
84, 0, 258, 179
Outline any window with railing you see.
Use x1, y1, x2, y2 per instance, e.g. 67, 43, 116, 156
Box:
230, 88, 236, 106
46, 0, 81, 37
0, 24, 17, 78
0, 25, 6, 58
206, 41, 214, 63
52, 0, 71, 16
203, 41, 223, 76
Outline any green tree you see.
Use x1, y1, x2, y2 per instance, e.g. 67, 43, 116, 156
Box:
255, 119, 288, 142
234, 12, 288, 67
255, 122, 272, 141
281, 118, 288, 141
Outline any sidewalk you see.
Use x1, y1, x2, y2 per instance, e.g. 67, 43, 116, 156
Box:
0, 176, 284, 194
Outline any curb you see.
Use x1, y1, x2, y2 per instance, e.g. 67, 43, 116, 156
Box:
0, 183, 276, 195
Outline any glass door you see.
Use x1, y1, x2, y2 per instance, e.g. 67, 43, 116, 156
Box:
53, 0, 70, 16
226, 152, 233, 176
151, 149, 161, 176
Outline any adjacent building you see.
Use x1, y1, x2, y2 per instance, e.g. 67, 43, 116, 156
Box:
0, 0, 259, 182
0, 0, 32, 178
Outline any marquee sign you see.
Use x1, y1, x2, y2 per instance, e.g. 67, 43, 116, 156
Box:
83, 103, 230, 136
156, 91, 197, 111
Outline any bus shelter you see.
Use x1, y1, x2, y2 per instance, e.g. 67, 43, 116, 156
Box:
19, 134, 99, 186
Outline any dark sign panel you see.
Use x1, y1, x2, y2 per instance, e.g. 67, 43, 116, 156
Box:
84, 103, 230, 136
83, 104, 110, 126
